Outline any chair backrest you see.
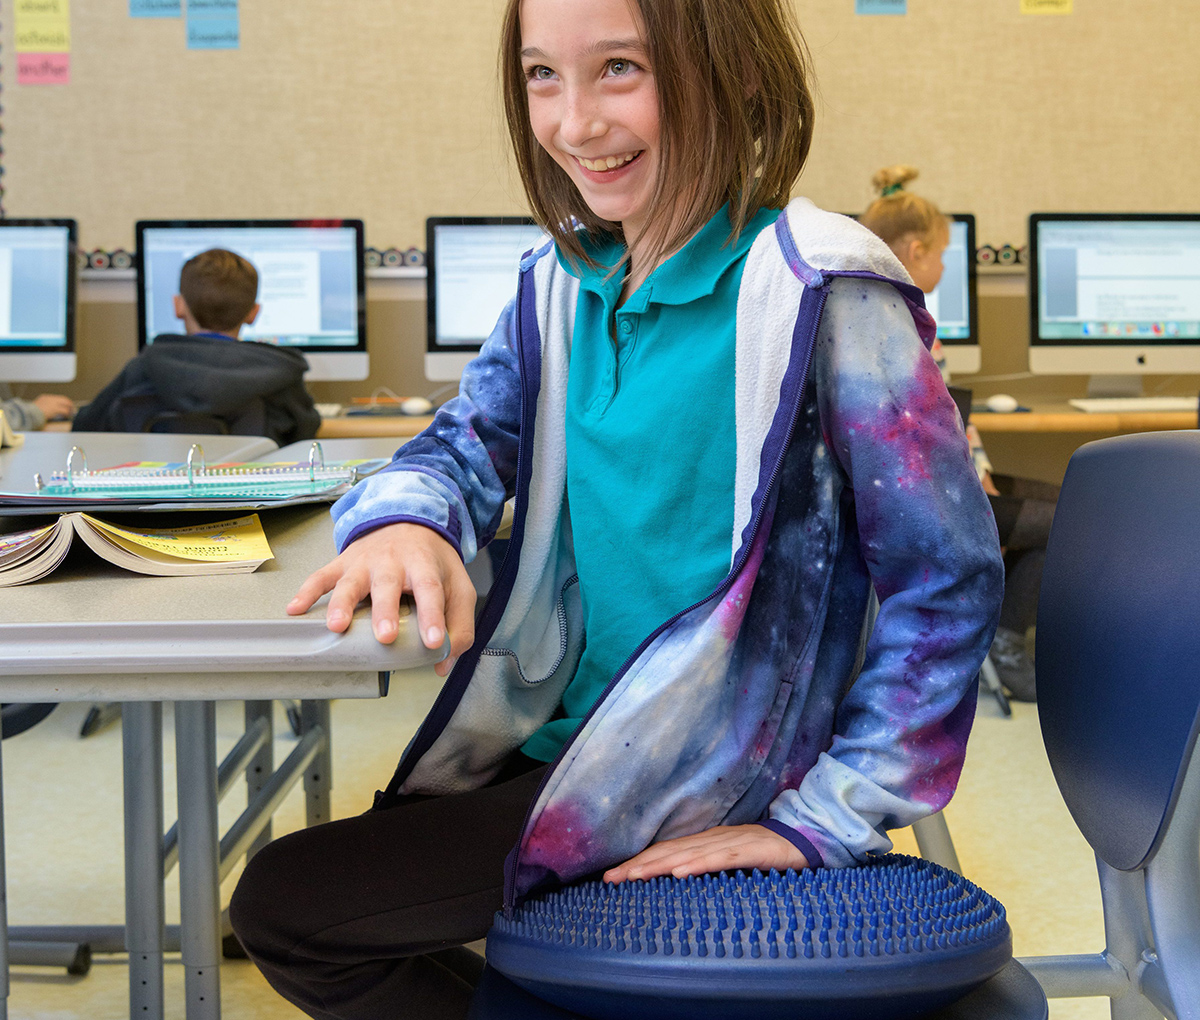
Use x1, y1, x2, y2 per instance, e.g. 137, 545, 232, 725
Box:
115, 392, 266, 437
1037, 430, 1200, 872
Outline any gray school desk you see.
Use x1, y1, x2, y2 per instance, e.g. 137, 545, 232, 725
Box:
0, 433, 440, 1020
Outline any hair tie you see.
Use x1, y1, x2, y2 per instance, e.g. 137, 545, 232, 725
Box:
881, 182, 904, 197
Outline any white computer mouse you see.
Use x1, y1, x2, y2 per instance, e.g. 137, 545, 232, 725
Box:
400, 396, 434, 416
984, 393, 1019, 414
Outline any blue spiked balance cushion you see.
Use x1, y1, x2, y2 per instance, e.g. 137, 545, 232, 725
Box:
487, 854, 1012, 1020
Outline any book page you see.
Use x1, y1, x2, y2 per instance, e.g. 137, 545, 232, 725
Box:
0, 409, 25, 449
78, 513, 274, 563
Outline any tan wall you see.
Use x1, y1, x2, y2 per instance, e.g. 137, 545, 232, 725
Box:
3, 1, 1198, 480
2, 1, 1198, 251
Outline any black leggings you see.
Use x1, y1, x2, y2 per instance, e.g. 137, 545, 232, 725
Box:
988, 473, 1060, 634
229, 755, 548, 1020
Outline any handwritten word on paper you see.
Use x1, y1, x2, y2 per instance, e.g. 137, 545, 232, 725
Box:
15, 0, 70, 85
131, 0, 182, 16
14, 0, 70, 52
186, 0, 239, 49
17, 52, 70, 84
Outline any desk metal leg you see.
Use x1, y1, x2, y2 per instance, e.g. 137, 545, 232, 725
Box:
123, 702, 165, 1020
0, 732, 9, 1020
300, 701, 332, 828
243, 701, 274, 860
175, 701, 221, 1020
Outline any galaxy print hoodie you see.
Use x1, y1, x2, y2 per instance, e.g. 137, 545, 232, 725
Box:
331, 198, 1004, 907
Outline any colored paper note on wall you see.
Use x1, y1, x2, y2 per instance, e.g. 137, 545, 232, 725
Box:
186, 0, 239, 49
14, 0, 71, 53
17, 52, 70, 85
1020, 0, 1072, 12
131, 0, 181, 16
856, 0, 907, 13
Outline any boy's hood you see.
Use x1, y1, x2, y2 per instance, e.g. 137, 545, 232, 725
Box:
141, 334, 309, 413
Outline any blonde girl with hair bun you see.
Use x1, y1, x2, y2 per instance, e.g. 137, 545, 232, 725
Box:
860, 165, 951, 294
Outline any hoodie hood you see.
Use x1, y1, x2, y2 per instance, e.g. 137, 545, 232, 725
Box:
141, 334, 310, 415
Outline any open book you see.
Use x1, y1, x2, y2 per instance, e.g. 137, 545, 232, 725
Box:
0, 512, 274, 586
0, 409, 24, 449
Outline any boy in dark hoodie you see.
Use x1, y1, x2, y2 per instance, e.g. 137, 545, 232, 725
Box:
73, 249, 319, 445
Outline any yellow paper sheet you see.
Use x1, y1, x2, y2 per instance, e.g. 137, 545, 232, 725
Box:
1020, 0, 1072, 13
81, 513, 274, 563
14, 0, 71, 53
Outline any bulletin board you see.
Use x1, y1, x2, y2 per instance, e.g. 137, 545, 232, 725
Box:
1, 0, 1197, 254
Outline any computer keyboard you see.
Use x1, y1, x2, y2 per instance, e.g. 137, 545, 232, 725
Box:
1068, 396, 1199, 413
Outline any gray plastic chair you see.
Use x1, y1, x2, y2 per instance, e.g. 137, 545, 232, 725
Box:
1017, 431, 1200, 1019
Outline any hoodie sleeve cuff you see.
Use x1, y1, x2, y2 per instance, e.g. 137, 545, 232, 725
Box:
755, 819, 824, 869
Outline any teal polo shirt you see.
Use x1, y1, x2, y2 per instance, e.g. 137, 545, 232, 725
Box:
521, 204, 781, 763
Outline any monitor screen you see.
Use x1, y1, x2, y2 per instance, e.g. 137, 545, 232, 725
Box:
1032, 216, 1200, 342
0, 219, 77, 382
136, 219, 367, 380
1029, 214, 1200, 378
925, 216, 975, 342
426, 217, 547, 382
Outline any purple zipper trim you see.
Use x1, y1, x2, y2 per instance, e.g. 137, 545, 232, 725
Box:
503, 280, 831, 911
376, 255, 545, 804
755, 819, 825, 869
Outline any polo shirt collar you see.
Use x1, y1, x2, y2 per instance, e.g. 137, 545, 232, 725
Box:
556, 203, 781, 309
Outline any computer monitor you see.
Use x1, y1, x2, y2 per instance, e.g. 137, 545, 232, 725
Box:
136, 219, 367, 381
426, 216, 547, 382
0, 219, 77, 383
926, 214, 978, 374
1029, 213, 1200, 395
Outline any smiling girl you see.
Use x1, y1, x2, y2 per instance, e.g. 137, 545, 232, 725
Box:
230, 1, 1003, 1017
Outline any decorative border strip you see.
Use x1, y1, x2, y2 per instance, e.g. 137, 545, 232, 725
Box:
77, 244, 1029, 271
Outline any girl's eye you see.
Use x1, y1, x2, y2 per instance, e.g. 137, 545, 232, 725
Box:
526, 65, 556, 82
608, 59, 634, 76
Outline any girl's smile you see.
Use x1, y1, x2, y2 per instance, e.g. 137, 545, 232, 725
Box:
520, 0, 662, 244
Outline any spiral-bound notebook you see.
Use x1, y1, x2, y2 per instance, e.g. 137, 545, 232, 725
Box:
0, 442, 388, 514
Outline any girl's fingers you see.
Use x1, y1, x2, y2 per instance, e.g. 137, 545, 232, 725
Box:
408, 559, 449, 654
444, 571, 477, 658
287, 563, 343, 615
369, 571, 405, 644
325, 570, 371, 633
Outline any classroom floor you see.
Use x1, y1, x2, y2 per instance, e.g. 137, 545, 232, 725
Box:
1, 675, 1112, 1020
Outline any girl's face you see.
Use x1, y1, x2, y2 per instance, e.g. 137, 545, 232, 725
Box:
900, 228, 950, 295
520, 0, 662, 244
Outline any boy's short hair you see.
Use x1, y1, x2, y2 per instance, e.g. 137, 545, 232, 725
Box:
179, 249, 259, 332
499, 0, 815, 271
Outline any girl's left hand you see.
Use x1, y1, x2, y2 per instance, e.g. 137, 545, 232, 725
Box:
602, 825, 809, 884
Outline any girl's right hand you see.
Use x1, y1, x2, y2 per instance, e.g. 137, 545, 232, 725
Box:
287, 522, 476, 677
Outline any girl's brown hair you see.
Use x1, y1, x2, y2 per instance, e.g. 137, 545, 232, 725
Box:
499, 0, 815, 271
859, 165, 949, 250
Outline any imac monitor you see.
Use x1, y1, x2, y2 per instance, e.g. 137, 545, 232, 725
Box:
1029, 213, 1200, 394
136, 219, 367, 381
0, 219, 77, 383
426, 216, 547, 382
926, 214, 978, 374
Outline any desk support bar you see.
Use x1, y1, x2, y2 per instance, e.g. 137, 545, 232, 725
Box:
175, 701, 221, 1020
217, 726, 324, 883
163, 716, 271, 877
123, 702, 165, 1020
0, 733, 9, 1020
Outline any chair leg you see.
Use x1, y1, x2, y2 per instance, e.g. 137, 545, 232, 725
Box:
911, 811, 962, 874
1143, 742, 1200, 1020
979, 657, 1013, 717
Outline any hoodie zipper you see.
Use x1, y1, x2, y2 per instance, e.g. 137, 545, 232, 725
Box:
503, 281, 830, 910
